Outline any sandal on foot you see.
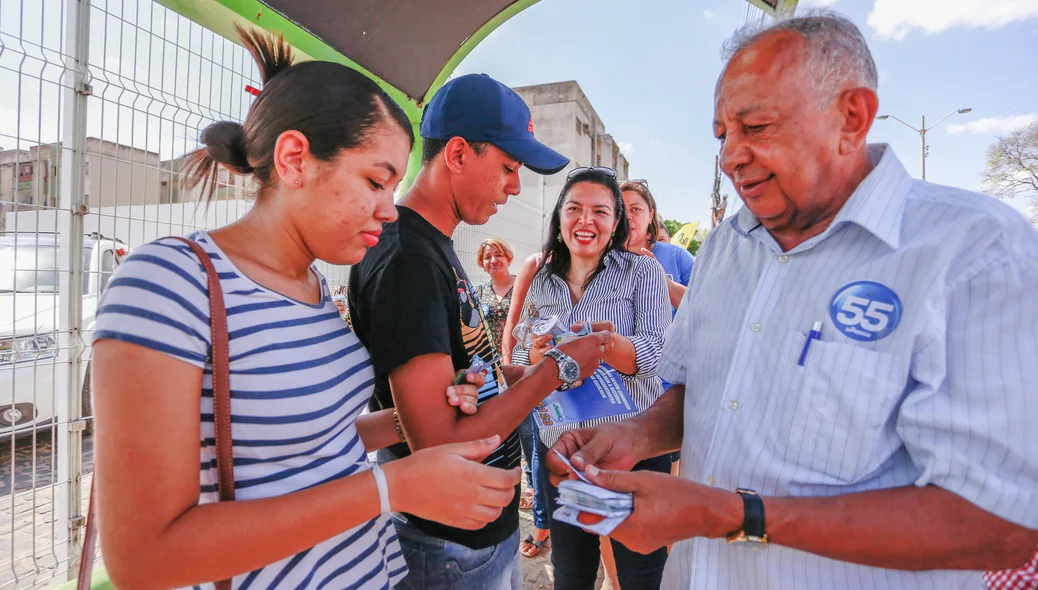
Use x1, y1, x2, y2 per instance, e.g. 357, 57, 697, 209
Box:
520, 533, 548, 558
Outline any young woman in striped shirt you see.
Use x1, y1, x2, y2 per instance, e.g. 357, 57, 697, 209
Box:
90, 27, 519, 590
512, 167, 672, 590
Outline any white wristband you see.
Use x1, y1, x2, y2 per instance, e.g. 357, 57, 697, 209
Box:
371, 464, 391, 514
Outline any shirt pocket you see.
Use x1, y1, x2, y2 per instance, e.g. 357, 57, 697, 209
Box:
772, 330, 906, 484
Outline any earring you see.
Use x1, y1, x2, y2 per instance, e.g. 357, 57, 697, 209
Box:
556, 234, 562, 243
611, 231, 615, 237
293, 179, 300, 185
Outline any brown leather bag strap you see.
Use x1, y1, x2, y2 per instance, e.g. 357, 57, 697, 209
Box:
172, 237, 234, 590
76, 236, 234, 590
172, 237, 236, 504
77, 486, 97, 590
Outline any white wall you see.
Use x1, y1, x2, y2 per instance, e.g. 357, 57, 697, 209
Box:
5, 199, 553, 290
4, 202, 351, 287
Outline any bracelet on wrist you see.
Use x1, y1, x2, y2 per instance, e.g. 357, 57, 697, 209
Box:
392, 409, 407, 443
371, 464, 391, 514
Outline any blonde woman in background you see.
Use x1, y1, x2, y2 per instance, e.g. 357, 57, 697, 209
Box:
473, 238, 516, 354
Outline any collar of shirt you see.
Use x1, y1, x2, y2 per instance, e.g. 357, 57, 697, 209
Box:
733, 144, 911, 252
551, 249, 628, 286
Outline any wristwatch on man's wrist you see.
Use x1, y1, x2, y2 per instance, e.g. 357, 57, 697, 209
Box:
543, 348, 581, 389
726, 488, 768, 548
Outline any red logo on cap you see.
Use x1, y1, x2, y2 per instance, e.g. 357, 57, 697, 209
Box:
528, 117, 535, 133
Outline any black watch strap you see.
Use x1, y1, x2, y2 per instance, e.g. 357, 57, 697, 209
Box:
736, 488, 765, 538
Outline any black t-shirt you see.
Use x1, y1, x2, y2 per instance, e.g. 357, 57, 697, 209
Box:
348, 206, 521, 550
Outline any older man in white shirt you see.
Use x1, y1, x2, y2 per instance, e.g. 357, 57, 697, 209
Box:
545, 10, 1038, 590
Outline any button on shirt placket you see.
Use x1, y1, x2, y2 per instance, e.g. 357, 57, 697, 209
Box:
698, 249, 794, 489
550, 275, 577, 323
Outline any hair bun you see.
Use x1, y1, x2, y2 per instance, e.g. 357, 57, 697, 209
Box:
200, 121, 253, 175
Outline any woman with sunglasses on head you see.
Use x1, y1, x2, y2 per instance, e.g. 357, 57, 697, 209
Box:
89, 27, 519, 590
512, 167, 672, 590
621, 180, 694, 313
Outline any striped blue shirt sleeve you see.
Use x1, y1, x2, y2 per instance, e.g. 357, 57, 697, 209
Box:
629, 256, 670, 378
898, 253, 1038, 530
93, 240, 211, 368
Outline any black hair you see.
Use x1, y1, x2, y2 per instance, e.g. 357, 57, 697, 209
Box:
539, 169, 630, 290
420, 137, 491, 165
181, 25, 415, 203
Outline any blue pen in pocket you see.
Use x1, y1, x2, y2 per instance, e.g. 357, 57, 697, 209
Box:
797, 321, 823, 366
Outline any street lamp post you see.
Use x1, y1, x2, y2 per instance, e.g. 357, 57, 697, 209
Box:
876, 108, 973, 180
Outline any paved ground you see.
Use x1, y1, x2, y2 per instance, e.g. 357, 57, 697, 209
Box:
0, 430, 93, 498
1, 431, 95, 588
0, 468, 92, 590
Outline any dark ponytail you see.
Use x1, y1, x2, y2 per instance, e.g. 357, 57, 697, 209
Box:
237, 24, 295, 84
181, 25, 414, 204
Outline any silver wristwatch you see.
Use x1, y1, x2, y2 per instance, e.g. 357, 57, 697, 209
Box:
544, 348, 581, 389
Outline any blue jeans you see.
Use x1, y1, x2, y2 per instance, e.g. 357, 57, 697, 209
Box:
537, 439, 671, 590
392, 518, 521, 590
519, 414, 551, 530
517, 413, 536, 488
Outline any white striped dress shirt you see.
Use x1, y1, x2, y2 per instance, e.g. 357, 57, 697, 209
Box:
513, 249, 672, 447
659, 144, 1038, 590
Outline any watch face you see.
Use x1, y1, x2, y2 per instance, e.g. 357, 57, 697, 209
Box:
548, 350, 581, 383
561, 359, 581, 383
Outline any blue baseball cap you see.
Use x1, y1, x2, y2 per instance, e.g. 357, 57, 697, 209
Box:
420, 73, 569, 175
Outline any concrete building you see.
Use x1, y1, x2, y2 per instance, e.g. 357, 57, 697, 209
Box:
455, 80, 630, 283
512, 80, 630, 216
158, 157, 255, 204
0, 138, 166, 232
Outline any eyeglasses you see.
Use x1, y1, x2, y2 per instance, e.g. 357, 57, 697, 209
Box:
567, 166, 616, 179
626, 178, 649, 189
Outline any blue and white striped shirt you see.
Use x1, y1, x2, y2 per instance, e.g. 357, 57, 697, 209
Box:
659, 145, 1038, 590
512, 250, 671, 446
93, 232, 406, 590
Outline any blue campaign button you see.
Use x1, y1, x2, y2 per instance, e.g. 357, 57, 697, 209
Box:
829, 281, 902, 342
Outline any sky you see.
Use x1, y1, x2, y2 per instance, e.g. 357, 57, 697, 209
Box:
453, 0, 1038, 228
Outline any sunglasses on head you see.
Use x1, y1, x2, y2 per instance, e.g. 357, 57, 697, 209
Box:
567, 166, 616, 179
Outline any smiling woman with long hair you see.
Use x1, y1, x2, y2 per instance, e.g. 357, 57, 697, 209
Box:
512, 166, 672, 590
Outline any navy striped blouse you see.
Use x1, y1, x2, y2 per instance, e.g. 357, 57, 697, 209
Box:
512, 250, 672, 446
92, 232, 406, 590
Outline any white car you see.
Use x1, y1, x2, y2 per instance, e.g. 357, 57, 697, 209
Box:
0, 233, 127, 436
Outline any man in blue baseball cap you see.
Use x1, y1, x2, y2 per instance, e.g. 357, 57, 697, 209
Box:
349, 73, 610, 590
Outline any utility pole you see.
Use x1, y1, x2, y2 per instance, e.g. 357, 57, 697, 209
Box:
920, 114, 926, 181
876, 108, 972, 180
710, 155, 727, 228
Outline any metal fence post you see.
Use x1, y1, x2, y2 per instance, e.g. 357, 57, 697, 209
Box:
59, 0, 91, 580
